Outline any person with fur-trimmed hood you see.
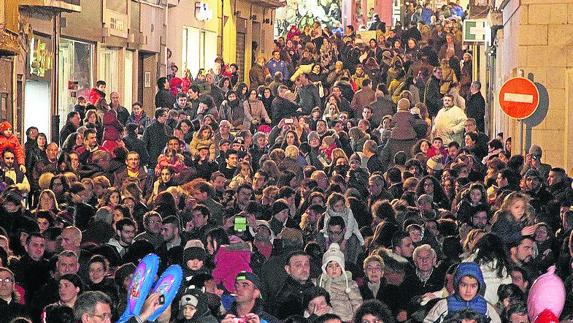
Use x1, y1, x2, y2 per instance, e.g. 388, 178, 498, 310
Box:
177, 286, 218, 323
317, 243, 363, 322
423, 262, 501, 323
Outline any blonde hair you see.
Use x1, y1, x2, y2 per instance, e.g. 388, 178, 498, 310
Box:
500, 191, 532, 222
330, 148, 347, 162
284, 145, 300, 159
463, 228, 486, 253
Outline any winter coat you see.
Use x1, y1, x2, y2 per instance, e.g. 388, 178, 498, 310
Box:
424, 262, 501, 323
155, 89, 176, 109
424, 76, 443, 117
432, 106, 467, 145
122, 134, 150, 166
463, 254, 512, 305
59, 122, 77, 146
390, 111, 417, 140
466, 92, 486, 133
297, 84, 322, 115
322, 206, 364, 245
266, 59, 290, 80
126, 112, 152, 136
88, 87, 105, 105
350, 87, 376, 117
271, 275, 316, 319
271, 96, 299, 126
317, 272, 363, 322
370, 96, 396, 127
244, 99, 272, 125
249, 63, 266, 90
142, 121, 171, 168
0, 135, 25, 165
220, 100, 247, 129
212, 243, 252, 293
491, 212, 529, 247
113, 167, 152, 199
189, 135, 216, 161
102, 109, 123, 142
155, 154, 186, 174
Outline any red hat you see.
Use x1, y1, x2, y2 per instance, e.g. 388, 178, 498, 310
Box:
0, 121, 12, 133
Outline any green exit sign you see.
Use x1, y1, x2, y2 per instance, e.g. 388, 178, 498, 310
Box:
463, 19, 488, 43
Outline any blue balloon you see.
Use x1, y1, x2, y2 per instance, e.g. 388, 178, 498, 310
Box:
117, 253, 160, 323
146, 264, 183, 322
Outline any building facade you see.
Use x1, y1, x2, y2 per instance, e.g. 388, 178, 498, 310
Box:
488, 0, 573, 171
4, 0, 283, 143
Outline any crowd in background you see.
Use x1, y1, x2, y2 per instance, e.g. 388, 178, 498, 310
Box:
0, 2, 571, 323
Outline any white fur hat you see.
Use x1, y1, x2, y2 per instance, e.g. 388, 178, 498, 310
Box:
321, 243, 345, 273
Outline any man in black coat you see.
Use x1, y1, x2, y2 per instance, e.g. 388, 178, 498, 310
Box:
59, 111, 80, 146
271, 85, 299, 126
122, 123, 150, 167
142, 108, 172, 171
154, 77, 175, 109
296, 73, 321, 115
423, 67, 443, 118
370, 84, 396, 127
10, 233, 51, 305
465, 81, 486, 133
266, 250, 315, 320
0, 267, 29, 322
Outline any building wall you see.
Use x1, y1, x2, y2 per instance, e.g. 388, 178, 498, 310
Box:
61, 0, 102, 42
223, 0, 275, 83
494, 0, 573, 171
167, 0, 220, 74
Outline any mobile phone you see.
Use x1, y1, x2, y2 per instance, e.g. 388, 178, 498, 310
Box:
284, 118, 294, 124
159, 295, 165, 305
234, 216, 247, 232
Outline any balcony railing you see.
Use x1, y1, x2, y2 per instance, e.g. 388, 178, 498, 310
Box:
19, 0, 81, 12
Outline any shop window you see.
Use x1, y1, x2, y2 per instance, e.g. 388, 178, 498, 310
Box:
98, 47, 121, 98
58, 39, 93, 124
182, 27, 217, 78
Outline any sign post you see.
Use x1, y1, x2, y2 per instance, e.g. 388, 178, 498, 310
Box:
498, 77, 540, 155
498, 77, 540, 120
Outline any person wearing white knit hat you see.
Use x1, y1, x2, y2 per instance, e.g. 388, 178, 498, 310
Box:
317, 243, 363, 322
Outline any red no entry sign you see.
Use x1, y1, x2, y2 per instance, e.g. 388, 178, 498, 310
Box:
498, 77, 540, 119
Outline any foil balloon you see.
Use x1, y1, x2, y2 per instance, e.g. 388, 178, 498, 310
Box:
527, 266, 565, 321
146, 264, 183, 322
118, 253, 160, 323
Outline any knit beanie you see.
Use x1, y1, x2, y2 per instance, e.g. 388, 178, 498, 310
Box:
0, 121, 12, 133
183, 246, 207, 263
321, 243, 345, 273
178, 286, 209, 320
308, 131, 320, 142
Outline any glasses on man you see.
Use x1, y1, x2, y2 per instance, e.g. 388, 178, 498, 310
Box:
0, 277, 13, 284
90, 313, 113, 321
327, 230, 343, 236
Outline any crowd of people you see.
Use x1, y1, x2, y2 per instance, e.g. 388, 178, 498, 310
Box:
0, 3, 571, 323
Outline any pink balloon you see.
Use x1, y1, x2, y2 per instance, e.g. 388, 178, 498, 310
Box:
527, 266, 565, 321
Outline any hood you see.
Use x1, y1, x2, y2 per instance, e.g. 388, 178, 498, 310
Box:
454, 262, 485, 292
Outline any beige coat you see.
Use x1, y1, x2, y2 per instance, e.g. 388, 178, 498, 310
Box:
243, 99, 271, 126
317, 271, 363, 322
